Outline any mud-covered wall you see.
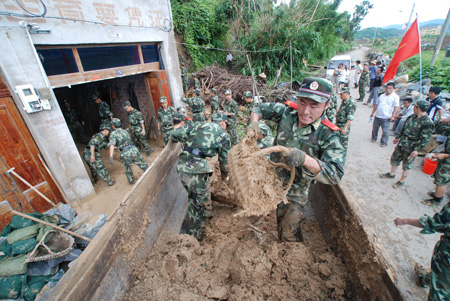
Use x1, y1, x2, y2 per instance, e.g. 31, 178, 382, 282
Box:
309, 183, 402, 301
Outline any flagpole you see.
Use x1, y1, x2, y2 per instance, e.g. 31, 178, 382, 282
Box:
417, 13, 423, 97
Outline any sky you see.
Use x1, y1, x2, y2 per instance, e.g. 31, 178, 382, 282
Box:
337, 0, 449, 29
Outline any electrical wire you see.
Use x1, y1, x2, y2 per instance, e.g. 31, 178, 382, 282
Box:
0, 0, 47, 18
175, 42, 291, 53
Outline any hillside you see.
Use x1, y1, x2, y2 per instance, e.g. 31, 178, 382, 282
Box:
355, 27, 402, 40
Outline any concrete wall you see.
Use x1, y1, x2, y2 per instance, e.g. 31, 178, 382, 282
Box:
0, 0, 183, 201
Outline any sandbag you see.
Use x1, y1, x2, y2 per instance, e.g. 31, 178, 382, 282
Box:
0, 254, 28, 277
0, 274, 27, 299
10, 213, 43, 230
12, 238, 37, 256
7, 224, 40, 245
23, 275, 53, 301
35, 216, 59, 243
0, 238, 13, 257
0, 224, 12, 237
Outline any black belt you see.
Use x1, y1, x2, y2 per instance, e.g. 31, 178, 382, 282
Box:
184, 146, 206, 159
192, 111, 202, 114
120, 145, 132, 151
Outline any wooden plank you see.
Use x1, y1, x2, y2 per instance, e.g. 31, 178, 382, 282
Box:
0, 200, 13, 230
72, 48, 84, 73
158, 70, 172, 105
36, 43, 159, 50
137, 45, 144, 65
48, 63, 160, 88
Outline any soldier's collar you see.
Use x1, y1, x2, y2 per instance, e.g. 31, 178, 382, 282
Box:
311, 116, 322, 130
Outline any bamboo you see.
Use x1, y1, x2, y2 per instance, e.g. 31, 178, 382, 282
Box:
11, 210, 92, 242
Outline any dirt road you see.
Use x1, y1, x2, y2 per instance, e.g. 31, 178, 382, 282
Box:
342, 46, 437, 299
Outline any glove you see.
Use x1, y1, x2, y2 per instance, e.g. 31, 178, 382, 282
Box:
246, 122, 260, 138
141, 129, 146, 136
109, 157, 114, 165
284, 148, 306, 168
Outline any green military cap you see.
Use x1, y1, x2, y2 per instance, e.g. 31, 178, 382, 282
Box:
211, 113, 228, 122
414, 100, 430, 112
176, 106, 186, 114
364, 62, 369, 66
123, 101, 131, 109
172, 113, 186, 123
243, 91, 253, 98
63, 99, 69, 103
159, 96, 167, 103
224, 90, 232, 95
339, 87, 350, 94
181, 62, 185, 66
92, 94, 100, 100
111, 118, 121, 128
191, 73, 196, 77
99, 124, 111, 131
297, 77, 333, 103
211, 88, 217, 94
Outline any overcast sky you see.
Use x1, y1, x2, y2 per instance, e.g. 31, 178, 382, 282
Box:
337, 0, 449, 29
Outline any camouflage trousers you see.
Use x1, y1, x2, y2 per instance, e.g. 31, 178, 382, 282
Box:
336, 123, 351, 151
120, 146, 149, 184
183, 78, 188, 93
426, 236, 450, 301
358, 83, 368, 100
83, 150, 113, 185
69, 122, 89, 144
211, 102, 220, 114
390, 144, 416, 171
162, 126, 174, 146
192, 112, 206, 122
178, 171, 212, 240
433, 158, 450, 186
130, 126, 151, 153
227, 118, 239, 145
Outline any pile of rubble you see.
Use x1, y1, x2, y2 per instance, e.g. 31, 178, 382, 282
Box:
390, 75, 450, 104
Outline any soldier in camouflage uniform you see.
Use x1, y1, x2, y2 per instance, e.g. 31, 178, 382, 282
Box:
422, 118, 450, 206
248, 77, 346, 242
257, 121, 274, 150
108, 118, 149, 184
222, 89, 239, 145
192, 73, 201, 90
380, 101, 434, 189
394, 208, 450, 300
181, 62, 188, 93
177, 106, 192, 124
210, 88, 221, 114
62, 100, 89, 144
243, 91, 260, 118
182, 89, 207, 122
325, 93, 338, 122
171, 112, 231, 240
334, 88, 357, 151
123, 101, 155, 157
83, 124, 114, 186
93, 94, 113, 128
157, 97, 177, 146
357, 63, 370, 102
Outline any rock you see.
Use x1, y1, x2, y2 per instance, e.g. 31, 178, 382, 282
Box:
395, 74, 409, 84
407, 82, 421, 92
207, 286, 228, 299
74, 214, 108, 245
422, 85, 430, 95
440, 92, 450, 101
45, 204, 76, 224
27, 261, 59, 276
422, 78, 431, 86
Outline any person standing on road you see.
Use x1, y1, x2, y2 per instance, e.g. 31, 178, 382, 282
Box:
370, 83, 400, 147
222, 89, 239, 145
394, 208, 450, 301
157, 96, 176, 146
369, 60, 378, 91
338, 65, 349, 91
93, 93, 113, 128
210, 88, 221, 114
335, 88, 357, 151
353, 60, 362, 88
83, 124, 115, 186
123, 101, 155, 157
171, 112, 231, 240
379, 101, 434, 188
357, 63, 370, 102
365, 66, 384, 107
108, 118, 149, 184
183, 88, 207, 122
248, 77, 345, 242
332, 64, 343, 93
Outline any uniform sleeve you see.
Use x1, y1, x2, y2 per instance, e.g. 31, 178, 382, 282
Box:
416, 120, 434, 150
436, 122, 450, 136
136, 111, 144, 124
302, 131, 345, 185
105, 103, 113, 117
156, 110, 162, 123
420, 204, 450, 235
99, 136, 109, 149
346, 103, 357, 121
170, 124, 191, 143
252, 102, 287, 123
218, 132, 231, 176
108, 133, 117, 147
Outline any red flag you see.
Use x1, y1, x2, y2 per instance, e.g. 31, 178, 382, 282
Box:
383, 19, 420, 84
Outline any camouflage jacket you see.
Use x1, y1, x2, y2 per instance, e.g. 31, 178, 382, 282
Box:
397, 114, 434, 150
326, 94, 338, 122
253, 102, 345, 201
127, 109, 145, 129
359, 69, 370, 85
98, 101, 113, 120
157, 106, 176, 129
86, 132, 108, 153
63, 108, 82, 126
257, 121, 274, 149
194, 78, 201, 90
420, 202, 450, 237
183, 96, 206, 113
181, 67, 188, 79
247, 98, 260, 117
108, 128, 134, 151
335, 96, 357, 126
435, 122, 450, 166
171, 122, 231, 175
211, 96, 221, 111
223, 99, 239, 119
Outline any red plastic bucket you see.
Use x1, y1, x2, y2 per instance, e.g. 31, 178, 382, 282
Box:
423, 158, 438, 175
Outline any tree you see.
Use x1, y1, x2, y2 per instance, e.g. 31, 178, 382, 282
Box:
345, 0, 373, 40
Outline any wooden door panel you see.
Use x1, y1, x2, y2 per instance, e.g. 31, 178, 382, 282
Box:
24, 182, 54, 213
145, 71, 172, 116
0, 200, 13, 230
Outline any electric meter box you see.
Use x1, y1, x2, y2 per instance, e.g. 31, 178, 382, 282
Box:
15, 84, 43, 113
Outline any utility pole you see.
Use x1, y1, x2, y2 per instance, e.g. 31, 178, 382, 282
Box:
404, 3, 416, 35
430, 7, 450, 66
372, 27, 378, 45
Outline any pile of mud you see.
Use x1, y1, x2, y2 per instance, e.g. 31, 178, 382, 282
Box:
125, 205, 350, 300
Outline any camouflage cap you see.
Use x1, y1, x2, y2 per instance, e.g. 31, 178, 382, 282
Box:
211, 88, 217, 94
181, 62, 185, 66
224, 90, 232, 95
211, 113, 228, 122
191, 73, 196, 78
172, 113, 186, 123
63, 99, 69, 103
414, 100, 430, 112
159, 96, 167, 103
92, 94, 100, 101
194, 88, 201, 95
364, 62, 369, 66
243, 91, 253, 98
111, 118, 121, 128
296, 77, 333, 103
123, 101, 131, 109
339, 87, 350, 94
99, 124, 111, 131
176, 106, 186, 114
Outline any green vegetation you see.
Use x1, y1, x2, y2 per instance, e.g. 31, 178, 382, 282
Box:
355, 27, 402, 40
407, 52, 450, 91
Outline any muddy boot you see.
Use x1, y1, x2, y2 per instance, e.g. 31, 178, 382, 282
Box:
107, 180, 115, 186
277, 202, 304, 242
415, 263, 431, 288
146, 148, 156, 157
